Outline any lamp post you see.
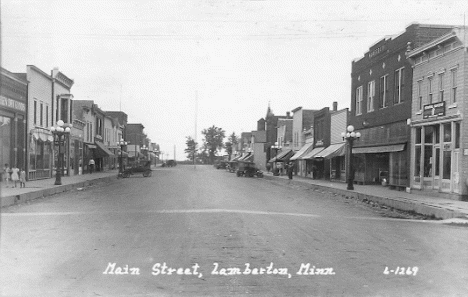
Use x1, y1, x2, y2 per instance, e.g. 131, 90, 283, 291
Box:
341, 125, 361, 190
50, 120, 71, 185
141, 145, 148, 160
117, 138, 127, 175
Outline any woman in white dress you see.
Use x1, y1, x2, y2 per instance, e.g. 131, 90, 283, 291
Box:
10, 166, 20, 188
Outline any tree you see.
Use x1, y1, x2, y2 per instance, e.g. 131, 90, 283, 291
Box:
225, 132, 239, 160
201, 125, 226, 164
184, 136, 197, 162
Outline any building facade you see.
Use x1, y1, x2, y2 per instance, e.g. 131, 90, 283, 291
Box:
26, 65, 54, 180
350, 23, 453, 187
407, 27, 467, 200
1, 68, 28, 172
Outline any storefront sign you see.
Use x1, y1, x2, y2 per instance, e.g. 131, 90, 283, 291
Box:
423, 102, 445, 119
0, 95, 26, 112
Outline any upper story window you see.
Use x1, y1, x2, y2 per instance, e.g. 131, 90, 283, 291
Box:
394, 67, 405, 104
33, 100, 37, 125
438, 72, 445, 102
417, 80, 423, 110
40, 102, 43, 127
367, 80, 375, 112
451, 68, 458, 103
427, 76, 433, 104
379, 75, 388, 108
355, 86, 363, 115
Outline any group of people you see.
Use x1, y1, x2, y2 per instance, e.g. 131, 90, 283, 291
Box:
2, 164, 26, 188
266, 161, 295, 180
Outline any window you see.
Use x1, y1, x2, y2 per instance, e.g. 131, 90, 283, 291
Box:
367, 81, 375, 112
34, 100, 37, 125
443, 123, 451, 142
455, 122, 460, 149
415, 127, 422, 144
379, 75, 388, 108
443, 151, 451, 179
438, 73, 445, 102
46, 105, 49, 128
414, 146, 421, 176
394, 68, 405, 104
355, 86, 363, 115
428, 76, 433, 103
451, 68, 458, 103
40, 102, 43, 126
417, 80, 423, 110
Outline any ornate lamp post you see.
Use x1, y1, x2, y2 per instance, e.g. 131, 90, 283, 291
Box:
50, 120, 71, 185
341, 125, 361, 190
141, 145, 148, 160
117, 138, 127, 175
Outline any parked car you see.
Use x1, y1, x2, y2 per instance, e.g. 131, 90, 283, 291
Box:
166, 160, 177, 167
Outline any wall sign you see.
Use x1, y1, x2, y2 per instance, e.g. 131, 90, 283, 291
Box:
423, 101, 445, 119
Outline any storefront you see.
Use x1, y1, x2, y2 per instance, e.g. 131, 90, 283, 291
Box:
314, 142, 346, 181
0, 69, 27, 173
28, 128, 54, 180
290, 143, 314, 177
301, 147, 325, 179
412, 119, 462, 197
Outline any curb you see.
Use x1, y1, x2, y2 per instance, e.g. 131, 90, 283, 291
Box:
262, 175, 467, 220
1, 175, 118, 208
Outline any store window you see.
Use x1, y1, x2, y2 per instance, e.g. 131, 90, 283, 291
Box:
414, 146, 421, 176
0, 115, 12, 167
443, 123, 451, 142
443, 150, 451, 179
455, 122, 460, 149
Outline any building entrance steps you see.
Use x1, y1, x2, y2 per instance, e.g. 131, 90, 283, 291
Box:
263, 172, 468, 221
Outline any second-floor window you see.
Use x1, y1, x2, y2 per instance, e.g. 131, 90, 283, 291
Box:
355, 86, 363, 115
438, 72, 445, 102
417, 80, 423, 110
394, 67, 405, 104
46, 105, 49, 128
34, 100, 37, 125
367, 80, 375, 112
40, 102, 43, 126
428, 76, 433, 104
379, 75, 388, 108
451, 68, 458, 103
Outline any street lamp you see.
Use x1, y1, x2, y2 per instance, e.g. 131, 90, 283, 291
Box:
117, 138, 127, 175
141, 145, 148, 160
50, 120, 71, 185
341, 125, 361, 190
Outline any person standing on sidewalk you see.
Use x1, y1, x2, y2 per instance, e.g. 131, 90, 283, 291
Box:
19, 168, 26, 188
287, 162, 294, 180
10, 165, 19, 187
88, 158, 95, 174
3, 164, 11, 187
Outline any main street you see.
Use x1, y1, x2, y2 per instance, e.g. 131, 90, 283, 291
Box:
1, 166, 467, 296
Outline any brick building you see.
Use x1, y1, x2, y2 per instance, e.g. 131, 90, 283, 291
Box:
349, 23, 453, 187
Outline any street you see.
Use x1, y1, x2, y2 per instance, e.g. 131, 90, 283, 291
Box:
1, 165, 467, 297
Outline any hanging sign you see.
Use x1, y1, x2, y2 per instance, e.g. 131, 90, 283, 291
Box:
423, 101, 445, 119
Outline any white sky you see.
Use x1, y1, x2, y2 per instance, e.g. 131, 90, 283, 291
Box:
2, 0, 467, 160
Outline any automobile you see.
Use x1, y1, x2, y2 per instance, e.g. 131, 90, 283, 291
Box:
166, 160, 177, 167
215, 161, 228, 169
236, 161, 263, 178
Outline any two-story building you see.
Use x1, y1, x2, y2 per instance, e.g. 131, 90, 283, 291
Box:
1, 68, 28, 172
289, 107, 316, 177
349, 23, 453, 188
407, 27, 467, 200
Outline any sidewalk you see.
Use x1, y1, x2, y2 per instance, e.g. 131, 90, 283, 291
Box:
0, 170, 119, 208
263, 172, 468, 221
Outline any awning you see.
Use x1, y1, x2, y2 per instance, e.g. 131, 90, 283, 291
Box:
274, 149, 294, 162
241, 153, 253, 162
94, 141, 115, 158
127, 151, 145, 158
238, 152, 252, 162
230, 155, 241, 162
314, 143, 346, 159
301, 147, 326, 160
148, 152, 157, 158
117, 150, 129, 157
86, 144, 97, 149
290, 143, 314, 161
352, 143, 406, 154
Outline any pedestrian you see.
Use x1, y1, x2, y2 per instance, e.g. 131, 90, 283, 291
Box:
287, 162, 294, 180
10, 165, 20, 188
19, 168, 26, 188
3, 163, 11, 187
88, 158, 95, 174
266, 162, 271, 173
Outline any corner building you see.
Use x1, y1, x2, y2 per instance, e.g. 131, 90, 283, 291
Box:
407, 27, 467, 200
349, 23, 453, 188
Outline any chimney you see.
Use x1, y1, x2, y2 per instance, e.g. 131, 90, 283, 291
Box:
286, 111, 291, 118
332, 101, 338, 111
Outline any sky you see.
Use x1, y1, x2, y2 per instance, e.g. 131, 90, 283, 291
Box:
2, 0, 467, 160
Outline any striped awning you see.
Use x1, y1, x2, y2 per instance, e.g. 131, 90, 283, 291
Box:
313, 143, 346, 159
290, 143, 314, 161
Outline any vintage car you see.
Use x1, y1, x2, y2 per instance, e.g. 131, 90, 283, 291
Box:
121, 161, 152, 178
236, 161, 263, 178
